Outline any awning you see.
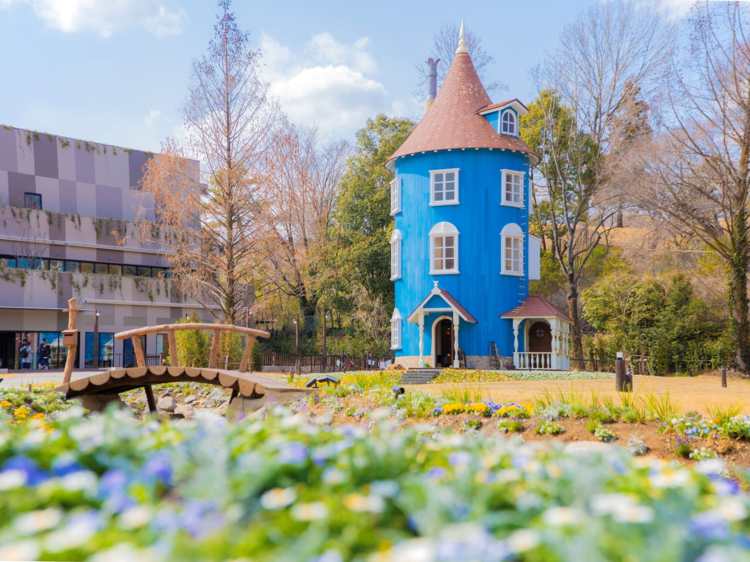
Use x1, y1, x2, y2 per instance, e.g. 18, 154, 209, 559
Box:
407, 282, 477, 324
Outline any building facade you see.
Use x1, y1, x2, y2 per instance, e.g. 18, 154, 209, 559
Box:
388, 24, 571, 370
0, 126, 212, 371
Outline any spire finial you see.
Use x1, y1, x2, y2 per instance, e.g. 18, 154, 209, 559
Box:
456, 20, 468, 54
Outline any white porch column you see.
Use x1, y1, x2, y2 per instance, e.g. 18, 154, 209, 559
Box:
512, 318, 520, 368
418, 313, 425, 367
551, 318, 559, 370
453, 311, 460, 368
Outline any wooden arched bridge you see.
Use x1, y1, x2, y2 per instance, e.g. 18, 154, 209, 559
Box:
54, 321, 306, 413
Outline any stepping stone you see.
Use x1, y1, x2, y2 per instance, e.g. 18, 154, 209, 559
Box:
564, 441, 614, 458
157, 396, 177, 412
174, 405, 195, 418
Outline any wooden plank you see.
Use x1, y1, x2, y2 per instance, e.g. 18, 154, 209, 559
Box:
218, 372, 237, 387
168, 331, 179, 367
200, 369, 219, 381
131, 337, 146, 368
208, 329, 221, 369
239, 335, 254, 373
69, 378, 89, 392
61, 298, 79, 385
116, 323, 270, 341
90, 372, 112, 386
149, 366, 167, 376
126, 367, 149, 379
144, 386, 157, 413
237, 378, 257, 397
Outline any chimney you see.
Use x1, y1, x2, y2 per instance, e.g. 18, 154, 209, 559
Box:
425, 58, 440, 113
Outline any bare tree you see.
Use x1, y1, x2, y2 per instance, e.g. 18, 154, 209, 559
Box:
413, 22, 506, 102
526, 0, 671, 361
259, 120, 349, 322
136, 0, 279, 324
631, 2, 750, 370
9, 229, 48, 270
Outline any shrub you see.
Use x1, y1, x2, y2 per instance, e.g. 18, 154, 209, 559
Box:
721, 416, 750, 439
497, 419, 525, 433
628, 434, 650, 456
586, 419, 602, 434
674, 437, 693, 458
464, 419, 482, 431
588, 408, 614, 424
539, 403, 573, 421
594, 425, 617, 442
535, 421, 564, 435
251, 341, 264, 372
174, 312, 210, 367
619, 408, 640, 424
689, 447, 717, 461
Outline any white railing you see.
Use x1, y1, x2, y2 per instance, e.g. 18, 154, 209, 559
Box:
514, 352, 553, 370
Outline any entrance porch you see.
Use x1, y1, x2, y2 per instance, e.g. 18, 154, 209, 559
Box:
501, 296, 572, 370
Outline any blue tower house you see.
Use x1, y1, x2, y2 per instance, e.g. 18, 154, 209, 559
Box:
387, 22, 572, 371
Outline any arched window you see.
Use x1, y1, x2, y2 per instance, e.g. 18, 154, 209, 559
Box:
391, 309, 402, 350
429, 222, 459, 275
500, 223, 523, 276
390, 229, 402, 280
502, 110, 517, 136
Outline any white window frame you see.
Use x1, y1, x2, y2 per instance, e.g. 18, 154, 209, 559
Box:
391, 309, 402, 350
390, 177, 401, 215
501, 109, 517, 136
429, 222, 459, 275
429, 168, 459, 206
501, 170, 525, 208
501, 223, 524, 276
390, 229, 402, 281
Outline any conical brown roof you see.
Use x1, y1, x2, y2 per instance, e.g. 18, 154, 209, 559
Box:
388, 52, 537, 165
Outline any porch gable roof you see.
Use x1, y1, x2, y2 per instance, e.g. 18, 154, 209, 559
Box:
500, 295, 571, 322
407, 284, 478, 324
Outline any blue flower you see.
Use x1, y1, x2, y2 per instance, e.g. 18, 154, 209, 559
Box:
278, 442, 308, 464
690, 511, 729, 540
143, 454, 173, 484
51, 457, 84, 477
427, 467, 447, 480
2, 456, 48, 486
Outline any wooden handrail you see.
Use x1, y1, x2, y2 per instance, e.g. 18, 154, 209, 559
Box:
115, 323, 270, 373
115, 323, 270, 341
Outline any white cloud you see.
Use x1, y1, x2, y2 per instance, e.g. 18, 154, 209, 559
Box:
261, 32, 404, 140
143, 109, 164, 129
1, 0, 187, 38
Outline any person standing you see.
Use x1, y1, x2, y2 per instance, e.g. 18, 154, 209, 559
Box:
38, 338, 51, 370
19, 339, 32, 370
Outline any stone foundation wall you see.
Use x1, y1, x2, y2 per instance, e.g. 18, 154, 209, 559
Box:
395, 355, 515, 371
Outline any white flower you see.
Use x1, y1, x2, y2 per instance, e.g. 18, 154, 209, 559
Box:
543, 506, 582, 526
0, 469, 27, 490
14, 508, 63, 534
649, 469, 691, 488
292, 502, 329, 521
590, 494, 653, 524
59, 470, 98, 493
368, 408, 391, 420
612, 504, 653, 524
715, 497, 748, 521
508, 529, 540, 553
120, 506, 153, 529
344, 493, 385, 513
0, 540, 39, 561
696, 458, 726, 476
322, 468, 347, 485
388, 538, 435, 562
260, 487, 297, 510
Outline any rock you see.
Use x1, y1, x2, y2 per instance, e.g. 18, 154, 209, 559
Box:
226, 396, 267, 421
184, 396, 197, 404
264, 390, 308, 406
174, 405, 195, 418
157, 396, 177, 412
564, 441, 615, 458
135, 397, 148, 407
206, 389, 225, 401
72, 394, 128, 414
213, 403, 229, 416
201, 399, 216, 409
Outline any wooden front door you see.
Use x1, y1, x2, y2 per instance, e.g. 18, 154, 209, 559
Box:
528, 321, 552, 353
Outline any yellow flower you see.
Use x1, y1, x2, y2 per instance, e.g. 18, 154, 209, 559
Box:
0, 401, 11, 408
13, 406, 30, 418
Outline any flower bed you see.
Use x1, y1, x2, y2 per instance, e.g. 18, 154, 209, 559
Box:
430, 368, 615, 384
0, 407, 748, 561
0, 384, 70, 427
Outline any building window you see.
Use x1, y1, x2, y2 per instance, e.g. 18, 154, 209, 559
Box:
429, 222, 459, 275
501, 223, 524, 276
390, 229, 402, 280
390, 177, 401, 215
502, 110, 517, 136
429, 169, 459, 206
24, 193, 42, 210
391, 309, 402, 350
501, 170, 525, 208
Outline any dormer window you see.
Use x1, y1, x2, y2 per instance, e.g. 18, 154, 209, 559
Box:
502, 110, 517, 136
430, 169, 459, 206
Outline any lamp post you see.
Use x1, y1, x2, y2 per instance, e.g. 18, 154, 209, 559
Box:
93, 309, 100, 370
294, 318, 300, 356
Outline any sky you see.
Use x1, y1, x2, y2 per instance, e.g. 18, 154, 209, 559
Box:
0, 0, 695, 152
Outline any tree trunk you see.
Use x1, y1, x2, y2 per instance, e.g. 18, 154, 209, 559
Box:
729, 209, 750, 371
567, 279, 584, 369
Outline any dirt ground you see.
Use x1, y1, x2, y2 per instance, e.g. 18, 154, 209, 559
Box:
412, 374, 750, 417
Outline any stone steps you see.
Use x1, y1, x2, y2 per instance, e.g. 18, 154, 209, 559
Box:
400, 369, 441, 385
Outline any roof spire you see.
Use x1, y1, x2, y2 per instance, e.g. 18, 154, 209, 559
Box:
456, 20, 468, 54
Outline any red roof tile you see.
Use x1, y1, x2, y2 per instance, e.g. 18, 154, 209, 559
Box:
500, 296, 571, 322
388, 53, 537, 165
